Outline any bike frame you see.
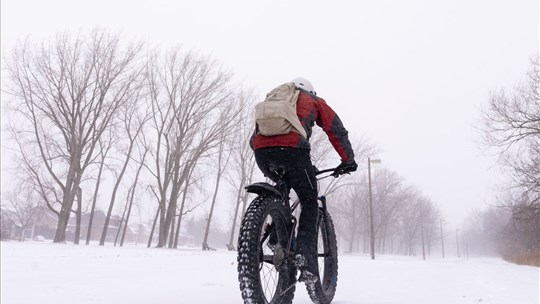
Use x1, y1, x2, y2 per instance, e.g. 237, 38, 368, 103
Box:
246, 167, 337, 258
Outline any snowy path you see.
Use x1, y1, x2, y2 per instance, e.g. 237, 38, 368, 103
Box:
1, 242, 538, 304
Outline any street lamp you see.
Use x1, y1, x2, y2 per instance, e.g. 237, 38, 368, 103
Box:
368, 157, 381, 260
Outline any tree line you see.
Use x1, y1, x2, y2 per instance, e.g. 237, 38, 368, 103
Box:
470, 56, 540, 266
307, 132, 443, 257
2, 29, 445, 258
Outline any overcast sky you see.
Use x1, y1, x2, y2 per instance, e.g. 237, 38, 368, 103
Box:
1, 0, 538, 226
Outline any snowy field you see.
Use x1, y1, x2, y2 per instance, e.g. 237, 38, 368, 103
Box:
1, 242, 538, 304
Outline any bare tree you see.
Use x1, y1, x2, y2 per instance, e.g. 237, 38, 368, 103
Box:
99, 83, 147, 246
226, 157, 256, 250
332, 180, 368, 253
85, 136, 114, 244
479, 56, 540, 265
396, 199, 422, 256
145, 47, 237, 248
311, 136, 375, 253
4, 29, 144, 242
224, 93, 258, 250
172, 163, 203, 248
119, 145, 149, 247
7, 126, 62, 220
480, 56, 539, 197
371, 170, 408, 253
1, 186, 45, 241
493, 191, 540, 265
416, 197, 441, 257
331, 164, 442, 257
201, 144, 228, 250
462, 208, 501, 256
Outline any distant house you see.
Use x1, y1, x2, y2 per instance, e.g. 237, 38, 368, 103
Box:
1, 207, 14, 240
1, 205, 53, 241
65, 210, 150, 245
33, 207, 58, 239
1, 205, 150, 244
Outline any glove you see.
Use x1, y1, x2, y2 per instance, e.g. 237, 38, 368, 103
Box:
332, 160, 358, 177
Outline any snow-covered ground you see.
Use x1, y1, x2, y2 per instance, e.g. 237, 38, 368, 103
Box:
1, 242, 538, 304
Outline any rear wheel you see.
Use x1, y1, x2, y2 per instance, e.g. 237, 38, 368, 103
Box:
237, 195, 297, 304
306, 210, 338, 304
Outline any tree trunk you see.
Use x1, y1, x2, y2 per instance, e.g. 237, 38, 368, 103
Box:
162, 178, 181, 248
114, 218, 124, 246
120, 148, 147, 247
227, 184, 243, 250
74, 187, 82, 245
168, 216, 176, 248
202, 171, 222, 250
148, 208, 160, 248
173, 214, 181, 248
174, 183, 190, 248
120, 192, 135, 247
114, 195, 130, 247
348, 230, 355, 253
54, 160, 80, 242
100, 143, 135, 246
156, 198, 167, 248
19, 227, 25, 242
86, 164, 105, 244
203, 140, 229, 251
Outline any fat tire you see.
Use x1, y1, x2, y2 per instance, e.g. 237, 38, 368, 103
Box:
306, 210, 339, 304
237, 195, 296, 304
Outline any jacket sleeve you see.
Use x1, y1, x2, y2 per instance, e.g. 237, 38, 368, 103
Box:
315, 98, 355, 162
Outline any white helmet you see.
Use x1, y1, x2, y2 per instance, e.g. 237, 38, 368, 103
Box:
292, 77, 316, 95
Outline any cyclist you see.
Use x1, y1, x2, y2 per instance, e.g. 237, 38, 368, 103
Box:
250, 77, 357, 286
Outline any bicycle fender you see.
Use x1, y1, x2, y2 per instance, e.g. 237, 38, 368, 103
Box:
244, 182, 281, 197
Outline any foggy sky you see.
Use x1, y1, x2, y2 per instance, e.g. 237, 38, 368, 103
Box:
1, 0, 538, 227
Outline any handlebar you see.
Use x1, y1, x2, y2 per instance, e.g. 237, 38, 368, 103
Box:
315, 165, 355, 178
314, 167, 337, 176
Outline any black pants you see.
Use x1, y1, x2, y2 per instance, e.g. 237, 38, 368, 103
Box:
254, 147, 318, 272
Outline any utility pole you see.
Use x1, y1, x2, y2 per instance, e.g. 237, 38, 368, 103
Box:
420, 208, 426, 261
367, 157, 381, 260
440, 220, 445, 258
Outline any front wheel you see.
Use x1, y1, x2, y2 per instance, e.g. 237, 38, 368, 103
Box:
306, 210, 339, 304
237, 195, 296, 304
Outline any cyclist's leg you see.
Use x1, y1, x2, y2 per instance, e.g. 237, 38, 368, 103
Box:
281, 150, 319, 281
253, 146, 319, 276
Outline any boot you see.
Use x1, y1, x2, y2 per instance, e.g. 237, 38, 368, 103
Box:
294, 254, 318, 285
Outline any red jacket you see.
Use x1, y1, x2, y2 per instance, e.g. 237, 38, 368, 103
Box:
250, 90, 355, 162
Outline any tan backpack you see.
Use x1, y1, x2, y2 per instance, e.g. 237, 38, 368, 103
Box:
254, 82, 307, 138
